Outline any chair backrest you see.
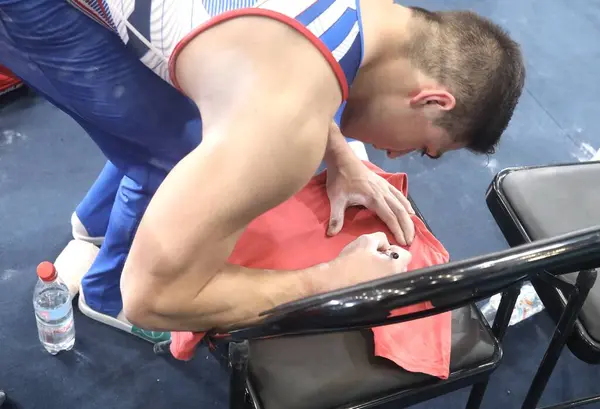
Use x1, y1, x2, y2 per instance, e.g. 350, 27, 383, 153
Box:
219, 226, 600, 342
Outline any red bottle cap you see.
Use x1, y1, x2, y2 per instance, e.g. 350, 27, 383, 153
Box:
37, 261, 57, 282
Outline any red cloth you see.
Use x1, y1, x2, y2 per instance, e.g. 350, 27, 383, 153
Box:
171, 163, 452, 379
0, 65, 22, 94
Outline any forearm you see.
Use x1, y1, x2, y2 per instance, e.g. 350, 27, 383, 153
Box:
124, 260, 332, 332
323, 122, 359, 167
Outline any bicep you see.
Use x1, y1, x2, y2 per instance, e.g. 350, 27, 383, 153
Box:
124, 21, 343, 292
125, 102, 329, 289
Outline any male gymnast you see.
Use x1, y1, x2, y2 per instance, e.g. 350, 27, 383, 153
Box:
0, 0, 525, 332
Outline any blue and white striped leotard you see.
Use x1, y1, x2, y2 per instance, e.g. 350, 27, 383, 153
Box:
67, 0, 365, 101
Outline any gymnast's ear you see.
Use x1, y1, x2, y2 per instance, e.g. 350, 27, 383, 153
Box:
409, 89, 455, 111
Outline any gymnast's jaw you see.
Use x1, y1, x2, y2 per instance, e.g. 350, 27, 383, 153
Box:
340, 102, 452, 160
372, 146, 416, 159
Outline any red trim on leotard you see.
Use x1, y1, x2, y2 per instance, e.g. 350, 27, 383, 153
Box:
97, 0, 111, 24
168, 8, 349, 101
70, 0, 113, 31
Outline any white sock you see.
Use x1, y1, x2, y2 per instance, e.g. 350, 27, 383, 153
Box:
71, 212, 105, 246
54, 240, 99, 297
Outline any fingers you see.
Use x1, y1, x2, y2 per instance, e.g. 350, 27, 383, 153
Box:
339, 231, 390, 256
364, 232, 391, 252
327, 195, 348, 236
376, 245, 412, 274
368, 184, 416, 245
368, 198, 407, 246
328, 182, 415, 246
385, 194, 415, 245
375, 244, 412, 275
389, 185, 415, 215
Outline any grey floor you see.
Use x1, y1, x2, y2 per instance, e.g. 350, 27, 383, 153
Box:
1, 0, 600, 408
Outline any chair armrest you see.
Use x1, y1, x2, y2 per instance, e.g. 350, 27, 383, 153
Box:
220, 226, 600, 341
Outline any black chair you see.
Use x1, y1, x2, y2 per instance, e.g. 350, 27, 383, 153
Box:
157, 226, 600, 409
487, 162, 600, 409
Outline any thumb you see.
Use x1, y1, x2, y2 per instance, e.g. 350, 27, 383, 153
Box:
327, 196, 348, 236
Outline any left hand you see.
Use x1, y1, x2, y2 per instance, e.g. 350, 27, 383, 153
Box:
326, 156, 416, 245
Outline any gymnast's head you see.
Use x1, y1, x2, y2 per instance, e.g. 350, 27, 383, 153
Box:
341, 6, 525, 159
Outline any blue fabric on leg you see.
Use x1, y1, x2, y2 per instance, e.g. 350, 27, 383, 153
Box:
0, 0, 201, 316
0, 0, 201, 173
81, 170, 163, 317
75, 160, 124, 238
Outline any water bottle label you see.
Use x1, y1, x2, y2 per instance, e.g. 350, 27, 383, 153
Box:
37, 303, 71, 321
39, 318, 74, 336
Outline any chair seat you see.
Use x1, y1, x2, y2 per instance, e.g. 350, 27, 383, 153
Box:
248, 306, 497, 409
500, 162, 600, 342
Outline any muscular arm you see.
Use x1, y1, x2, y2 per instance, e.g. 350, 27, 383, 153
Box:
324, 121, 362, 167
121, 19, 343, 332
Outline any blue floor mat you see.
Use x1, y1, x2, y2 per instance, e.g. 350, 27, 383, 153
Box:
0, 93, 228, 409
404, 0, 600, 155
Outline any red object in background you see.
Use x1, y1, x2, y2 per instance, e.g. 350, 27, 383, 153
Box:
0, 65, 23, 96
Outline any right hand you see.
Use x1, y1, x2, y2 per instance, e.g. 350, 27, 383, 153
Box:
327, 232, 412, 291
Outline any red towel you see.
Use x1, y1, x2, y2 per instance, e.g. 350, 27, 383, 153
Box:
171, 163, 452, 379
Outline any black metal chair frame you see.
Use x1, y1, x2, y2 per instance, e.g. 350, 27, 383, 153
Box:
157, 222, 600, 409
487, 163, 600, 409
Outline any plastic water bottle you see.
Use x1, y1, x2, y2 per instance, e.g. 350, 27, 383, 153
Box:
480, 282, 545, 327
33, 261, 76, 354
480, 294, 502, 325
509, 283, 545, 325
